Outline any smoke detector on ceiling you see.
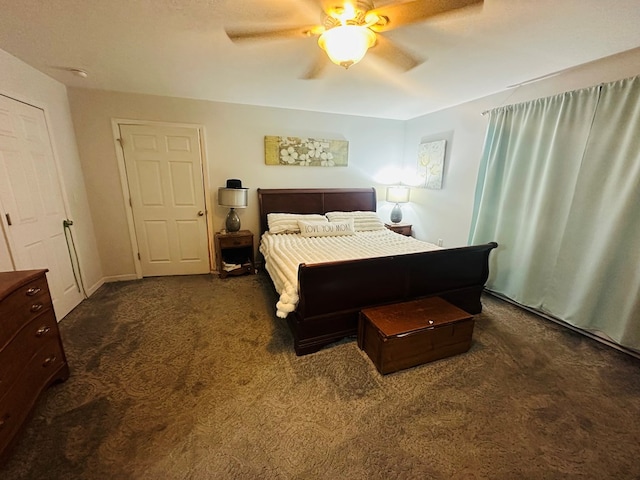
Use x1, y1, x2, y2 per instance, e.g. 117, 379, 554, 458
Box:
68, 68, 88, 78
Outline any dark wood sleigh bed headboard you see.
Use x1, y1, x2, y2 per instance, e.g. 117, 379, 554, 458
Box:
257, 188, 377, 234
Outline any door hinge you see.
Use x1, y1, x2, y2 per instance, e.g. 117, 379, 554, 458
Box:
137, 252, 141, 260
117, 137, 124, 147
129, 197, 132, 208
5, 213, 12, 226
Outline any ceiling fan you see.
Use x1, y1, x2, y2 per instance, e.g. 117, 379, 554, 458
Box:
225, 0, 484, 78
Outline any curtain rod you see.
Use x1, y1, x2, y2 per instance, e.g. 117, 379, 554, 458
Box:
480, 78, 618, 118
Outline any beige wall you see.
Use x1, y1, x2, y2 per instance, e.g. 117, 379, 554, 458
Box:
0, 48, 103, 293
67, 90, 405, 279
66, 47, 640, 279
403, 47, 640, 246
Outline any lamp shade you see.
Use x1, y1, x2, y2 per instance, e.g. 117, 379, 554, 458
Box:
386, 186, 410, 204
218, 188, 248, 208
318, 25, 376, 69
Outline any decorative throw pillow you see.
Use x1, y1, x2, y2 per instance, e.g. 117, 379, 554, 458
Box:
267, 213, 328, 234
325, 211, 386, 231
298, 219, 355, 237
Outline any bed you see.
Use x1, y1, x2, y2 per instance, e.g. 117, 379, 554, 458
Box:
258, 187, 497, 355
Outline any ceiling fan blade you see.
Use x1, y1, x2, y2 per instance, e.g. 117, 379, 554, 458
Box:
300, 49, 330, 79
370, 34, 423, 72
226, 25, 324, 42
370, 0, 483, 32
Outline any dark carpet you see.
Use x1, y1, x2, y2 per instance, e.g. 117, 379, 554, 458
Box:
2, 273, 639, 479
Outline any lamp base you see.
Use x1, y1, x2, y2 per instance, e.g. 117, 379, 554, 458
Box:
390, 203, 403, 223
226, 208, 241, 232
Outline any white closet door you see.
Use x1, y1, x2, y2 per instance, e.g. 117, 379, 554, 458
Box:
0, 95, 82, 319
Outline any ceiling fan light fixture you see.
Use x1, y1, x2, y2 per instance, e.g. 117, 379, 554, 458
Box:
318, 25, 375, 69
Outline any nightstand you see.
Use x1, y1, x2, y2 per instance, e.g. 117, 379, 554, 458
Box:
214, 230, 255, 278
385, 223, 412, 236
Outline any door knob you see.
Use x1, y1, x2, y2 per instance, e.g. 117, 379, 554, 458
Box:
197, 211, 204, 216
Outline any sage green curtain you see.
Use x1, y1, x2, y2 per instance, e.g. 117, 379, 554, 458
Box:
470, 76, 640, 352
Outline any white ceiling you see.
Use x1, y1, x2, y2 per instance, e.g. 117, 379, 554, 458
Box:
1, 0, 639, 120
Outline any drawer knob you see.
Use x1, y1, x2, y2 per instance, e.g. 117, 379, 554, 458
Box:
30, 303, 44, 313
428, 320, 435, 325
26, 287, 41, 296
35, 325, 51, 337
42, 355, 57, 367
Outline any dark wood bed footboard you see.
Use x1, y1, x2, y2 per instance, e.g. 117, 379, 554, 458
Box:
291, 242, 498, 355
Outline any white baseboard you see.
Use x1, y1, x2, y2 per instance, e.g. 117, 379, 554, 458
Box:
85, 278, 105, 297
102, 274, 139, 283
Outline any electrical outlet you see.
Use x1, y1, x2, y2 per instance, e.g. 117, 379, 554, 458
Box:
437, 239, 444, 247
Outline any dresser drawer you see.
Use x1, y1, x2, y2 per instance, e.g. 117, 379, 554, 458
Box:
0, 342, 67, 454
0, 276, 52, 345
217, 234, 253, 248
0, 312, 61, 399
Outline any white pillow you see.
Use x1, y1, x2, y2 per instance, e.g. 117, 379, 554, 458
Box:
267, 213, 328, 234
298, 219, 355, 237
325, 211, 386, 232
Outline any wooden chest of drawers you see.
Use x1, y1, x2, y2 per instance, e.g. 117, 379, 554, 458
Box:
0, 269, 69, 461
214, 230, 255, 278
385, 222, 412, 236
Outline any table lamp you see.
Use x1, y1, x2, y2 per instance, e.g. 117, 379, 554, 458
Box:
386, 185, 410, 223
218, 179, 248, 232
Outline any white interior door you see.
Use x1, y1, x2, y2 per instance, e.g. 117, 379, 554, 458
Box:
119, 124, 210, 276
0, 95, 83, 319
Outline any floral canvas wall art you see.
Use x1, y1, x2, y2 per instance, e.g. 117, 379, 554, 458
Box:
264, 136, 349, 167
417, 139, 446, 189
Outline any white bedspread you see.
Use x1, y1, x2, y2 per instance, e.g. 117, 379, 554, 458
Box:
260, 229, 441, 318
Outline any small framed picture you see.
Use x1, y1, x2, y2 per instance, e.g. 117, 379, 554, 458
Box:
417, 140, 446, 189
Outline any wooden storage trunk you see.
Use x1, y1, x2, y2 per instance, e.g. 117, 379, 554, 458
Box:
358, 296, 474, 374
